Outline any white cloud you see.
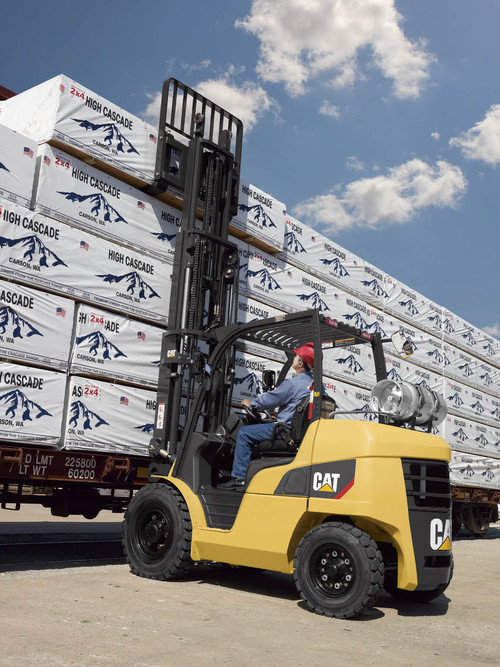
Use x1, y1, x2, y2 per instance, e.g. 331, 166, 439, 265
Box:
346, 155, 365, 171
431, 131, 440, 141
450, 104, 500, 165
293, 159, 467, 231
236, 0, 435, 99
484, 322, 500, 339
195, 77, 276, 131
142, 77, 276, 132
143, 92, 162, 125
319, 101, 340, 118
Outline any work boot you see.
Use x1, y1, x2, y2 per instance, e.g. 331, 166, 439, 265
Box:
218, 476, 245, 490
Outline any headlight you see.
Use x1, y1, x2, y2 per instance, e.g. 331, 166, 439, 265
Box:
370, 379, 447, 428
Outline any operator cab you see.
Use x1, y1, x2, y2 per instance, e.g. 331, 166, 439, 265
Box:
149, 310, 387, 527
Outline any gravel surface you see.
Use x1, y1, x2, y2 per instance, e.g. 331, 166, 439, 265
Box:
0, 507, 498, 666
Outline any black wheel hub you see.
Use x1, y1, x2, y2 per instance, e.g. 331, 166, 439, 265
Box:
313, 544, 356, 597
141, 512, 171, 553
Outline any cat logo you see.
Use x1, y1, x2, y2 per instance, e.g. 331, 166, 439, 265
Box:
312, 472, 340, 493
430, 518, 451, 551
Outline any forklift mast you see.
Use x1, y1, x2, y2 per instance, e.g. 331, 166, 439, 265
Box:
147, 79, 244, 465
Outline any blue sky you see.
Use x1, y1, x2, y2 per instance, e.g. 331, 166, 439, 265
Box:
1, 0, 498, 336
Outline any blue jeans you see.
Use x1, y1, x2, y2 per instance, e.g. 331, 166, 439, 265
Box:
231, 422, 281, 479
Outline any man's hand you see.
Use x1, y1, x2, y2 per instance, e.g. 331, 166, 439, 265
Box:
240, 399, 252, 408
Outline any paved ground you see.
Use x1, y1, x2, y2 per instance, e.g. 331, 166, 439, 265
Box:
0, 505, 498, 666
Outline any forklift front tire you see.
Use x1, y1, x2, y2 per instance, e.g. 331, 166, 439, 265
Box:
294, 521, 384, 619
122, 483, 193, 580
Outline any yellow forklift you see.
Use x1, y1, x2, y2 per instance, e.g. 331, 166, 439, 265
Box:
122, 81, 452, 618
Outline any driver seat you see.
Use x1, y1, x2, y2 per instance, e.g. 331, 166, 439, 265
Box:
252, 394, 337, 458
252, 394, 314, 457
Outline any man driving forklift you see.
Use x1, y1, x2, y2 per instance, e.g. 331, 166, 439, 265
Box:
219, 343, 316, 489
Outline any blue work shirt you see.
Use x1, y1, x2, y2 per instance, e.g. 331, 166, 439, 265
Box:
250, 371, 313, 424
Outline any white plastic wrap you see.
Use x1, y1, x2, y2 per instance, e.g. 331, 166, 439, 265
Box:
69, 305, 162, 387
0, 199, 172, 323
62, 376, 157, 455
0, 278, 74, 370
449, 451, 500, 490
277, 214, 365, 298
230, 180, 286, 251
0, 362, 66, 445
0, 124, 37, 208
0, 74, 157, 184
33, 145, 181, 261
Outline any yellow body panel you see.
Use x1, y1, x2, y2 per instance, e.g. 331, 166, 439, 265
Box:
158, 419, 451, 586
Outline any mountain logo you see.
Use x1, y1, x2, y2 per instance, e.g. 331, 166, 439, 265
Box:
427, 348, 450, 366
482, 468, 495, 481
284, 231, 306, 254
68, 400, 109, 430
360, 279, 389, 300
96, 271, 160, 300
387, 368, 403, 383
342, 311, 369, 330
443, 319, 455, 334
238, 203, 276, 228
355, 403, 377, 421
428, 313, 442, 329
319, 257, 350, 278
366, 320, 387, 337
75, 331, 127, 360
416, 379, 432, 391
490, 407, 500, 420
479, 372, 493, 386
0, 306, 43, 339
135, 423, 154, 433
475, 433, 489, 447
57, 191, 128, 224
0, 234, 67, 268
447, 392, 464, 408
459, 464, 474, 477
234, 372, 263, 395
296, 291, 330, 312
0, 160, 10, 172
452, 427, 468, 442
246, 268, 282, 291
0, 389, 52, 420
151, 231, 177, 243
458, 362, 474, 377
71, 118, 139, 155
398, 299, 419, 316
483, 342, 496, 356
462, 331, 477, 346
336, 354, 364, 374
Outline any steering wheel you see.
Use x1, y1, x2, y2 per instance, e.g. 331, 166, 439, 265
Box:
241, 404, 273, 424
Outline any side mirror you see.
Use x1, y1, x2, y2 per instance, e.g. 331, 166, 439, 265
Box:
262, 370, 276, 392
391, 331, 414, 359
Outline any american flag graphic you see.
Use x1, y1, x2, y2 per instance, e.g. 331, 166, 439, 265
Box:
149, 134, 157, 143
56, 307, 66, 317
23, 147, 34, 158
137, 201, 145, 210
43, 155, 51, 166
311, 235, 316, 242
120, 396, 129, 406
287, 271, 293, 278
80, 241, 89, 251
137, 331, 146, 340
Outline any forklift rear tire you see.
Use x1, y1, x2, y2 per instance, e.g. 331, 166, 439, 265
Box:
293, 521, 384, 619
122, 483, 193, 580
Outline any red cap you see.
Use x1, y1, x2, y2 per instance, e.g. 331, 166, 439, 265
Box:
294, 342, 315, 368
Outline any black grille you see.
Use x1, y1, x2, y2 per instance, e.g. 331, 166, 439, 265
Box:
402, 458, 451, 509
